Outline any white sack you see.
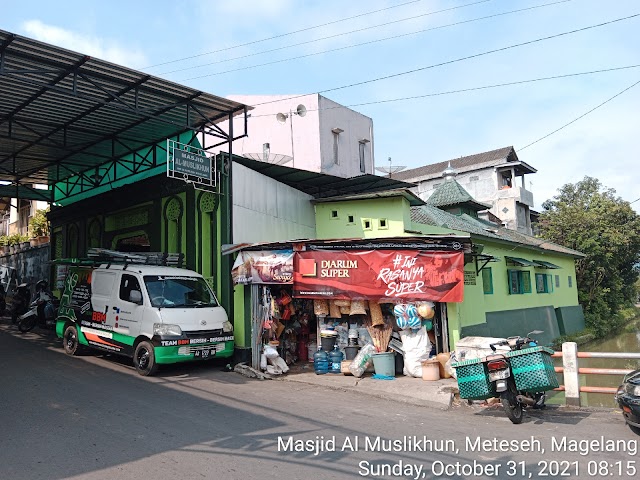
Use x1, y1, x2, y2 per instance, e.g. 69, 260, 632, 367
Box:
400, 326, 431, 377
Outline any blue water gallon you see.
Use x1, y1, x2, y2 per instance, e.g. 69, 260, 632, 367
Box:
329, 345, 344, 374
313, 348, 329, 375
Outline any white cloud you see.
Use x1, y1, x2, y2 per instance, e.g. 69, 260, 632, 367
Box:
21, 20, 148, 68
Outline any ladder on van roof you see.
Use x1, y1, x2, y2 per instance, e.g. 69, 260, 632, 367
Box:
51, 249, 184, 268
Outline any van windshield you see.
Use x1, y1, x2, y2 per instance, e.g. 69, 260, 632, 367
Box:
143, 276, 219, 308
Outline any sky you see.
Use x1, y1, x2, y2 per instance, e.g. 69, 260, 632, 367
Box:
2, 0, 639, 211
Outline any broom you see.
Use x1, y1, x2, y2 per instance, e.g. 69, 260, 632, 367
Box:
366, 324, 393, 353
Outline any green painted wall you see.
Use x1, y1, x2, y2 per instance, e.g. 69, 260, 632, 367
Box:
310, 195, 583, 346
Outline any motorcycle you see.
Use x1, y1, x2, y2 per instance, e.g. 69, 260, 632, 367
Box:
17, 292, 58, 333
485, 330, 553, 424
10, 283, 31, 324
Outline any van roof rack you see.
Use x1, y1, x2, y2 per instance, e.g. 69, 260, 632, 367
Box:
51, 249, 184, 268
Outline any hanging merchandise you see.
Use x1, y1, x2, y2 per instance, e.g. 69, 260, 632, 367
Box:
369, 302, 384, 327
329, 300, 342, 319
417, 301, 435, 319
314, 299, 329, 316
349, 299, 367, 316
393, 304, 421, 330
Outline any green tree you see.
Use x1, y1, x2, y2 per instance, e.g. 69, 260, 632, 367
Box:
538, 177, 640, 336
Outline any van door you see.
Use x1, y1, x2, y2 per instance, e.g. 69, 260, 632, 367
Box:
113, 273, 144, 340
84, 270, 123, 353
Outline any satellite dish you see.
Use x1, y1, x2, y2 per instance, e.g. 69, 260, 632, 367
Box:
296, 104, 307, 117
276, 112, 288, 123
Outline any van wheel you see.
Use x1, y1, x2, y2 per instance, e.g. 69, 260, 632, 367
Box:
134, 341, 158, 376
63, 325, 81, 356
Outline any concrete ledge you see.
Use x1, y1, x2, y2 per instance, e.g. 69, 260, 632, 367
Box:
277, 371, 455, 410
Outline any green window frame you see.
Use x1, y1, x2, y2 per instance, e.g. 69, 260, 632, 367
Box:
535, 273, 554, 293
481, 267, 493, 294
508, 269, 531, 294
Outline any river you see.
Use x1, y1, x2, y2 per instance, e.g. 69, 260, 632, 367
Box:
551, 318, 640, 407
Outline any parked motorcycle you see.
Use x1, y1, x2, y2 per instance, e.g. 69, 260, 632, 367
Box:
485, 330, 557, 424
10, 283, 31, 324
17, 280, 58, 333
0, 284, 6, 316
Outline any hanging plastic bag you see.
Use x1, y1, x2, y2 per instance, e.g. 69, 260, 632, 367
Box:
394, 304, 420, 330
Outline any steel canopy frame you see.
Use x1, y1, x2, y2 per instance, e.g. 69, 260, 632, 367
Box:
0, 29, 248, 204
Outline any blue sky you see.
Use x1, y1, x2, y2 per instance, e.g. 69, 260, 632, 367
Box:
3, 0, 639, 211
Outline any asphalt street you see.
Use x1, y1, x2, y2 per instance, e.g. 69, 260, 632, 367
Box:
0, 322, 638, 480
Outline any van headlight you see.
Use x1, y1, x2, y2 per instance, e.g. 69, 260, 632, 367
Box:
222, 321, 233, 333
154, 323, 182, 336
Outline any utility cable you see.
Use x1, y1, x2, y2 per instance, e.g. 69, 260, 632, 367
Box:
142, 0, 488, 70
518, 77, 640, 151
236, 64, 640, 119
246, 12, 640, 108
174, 0, 570, 78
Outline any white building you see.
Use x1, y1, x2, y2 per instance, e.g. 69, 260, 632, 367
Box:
392, 146, 536, 235
214, 94, 375, 179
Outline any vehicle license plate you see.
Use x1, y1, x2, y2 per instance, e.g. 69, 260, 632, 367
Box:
194, 349, 215, 358
489, 369, 510, 381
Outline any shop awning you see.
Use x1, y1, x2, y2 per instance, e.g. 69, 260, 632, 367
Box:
533, 260, 561, 269
505, 256, 539, 267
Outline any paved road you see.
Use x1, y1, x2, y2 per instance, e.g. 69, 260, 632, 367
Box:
0, 323, 638, 480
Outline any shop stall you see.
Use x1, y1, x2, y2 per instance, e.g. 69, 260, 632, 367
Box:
230, 236, 472, 375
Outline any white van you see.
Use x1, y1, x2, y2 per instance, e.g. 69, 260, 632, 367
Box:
55, 262, 234, 375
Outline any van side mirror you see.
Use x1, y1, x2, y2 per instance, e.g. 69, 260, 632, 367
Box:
129, 290, 143, 305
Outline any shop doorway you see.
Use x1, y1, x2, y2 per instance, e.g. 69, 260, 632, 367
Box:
430, 302, 450, 354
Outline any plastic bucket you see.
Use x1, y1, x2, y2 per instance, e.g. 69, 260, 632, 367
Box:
372, 352, 396, 377
422, 358, 441, 381
320, 335, 337, 352
344, 346, 360, 360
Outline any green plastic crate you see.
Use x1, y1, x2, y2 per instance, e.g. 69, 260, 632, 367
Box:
506, 347, 559, 393
452, 358, 496, 400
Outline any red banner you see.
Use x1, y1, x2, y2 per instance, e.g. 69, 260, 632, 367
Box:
293, 250, 464, 302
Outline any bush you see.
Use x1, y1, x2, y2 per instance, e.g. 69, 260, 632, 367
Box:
29, 208, 49, 238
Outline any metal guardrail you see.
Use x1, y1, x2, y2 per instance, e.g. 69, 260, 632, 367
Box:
552, 343, 640, 405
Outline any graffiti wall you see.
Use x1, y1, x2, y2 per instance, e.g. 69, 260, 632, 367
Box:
0, 245, 50, 294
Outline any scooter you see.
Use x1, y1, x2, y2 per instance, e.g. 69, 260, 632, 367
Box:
485, 330, 550, 424
10, 283, 31, 324
17, 293, 58, 333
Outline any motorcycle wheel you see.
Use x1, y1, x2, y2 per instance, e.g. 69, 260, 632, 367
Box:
500, 385, 524, 424
18, 315, 37, 333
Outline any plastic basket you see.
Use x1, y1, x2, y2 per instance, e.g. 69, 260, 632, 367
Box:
506, 347, 559, 393
452, 358, 496, 400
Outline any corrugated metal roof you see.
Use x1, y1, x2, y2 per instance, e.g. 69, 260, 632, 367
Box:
0, 29, 247, 198
410, 205, 584, 257
426, 179, 492, 211
232, 156, 416, 198
393, 146, 533, 181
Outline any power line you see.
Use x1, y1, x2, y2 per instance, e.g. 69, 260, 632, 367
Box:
518, 78, 640, 151
246, 12, 640, 108
235, 64, 640, 119
141, 0, 482, 70
174, 0, 570, 79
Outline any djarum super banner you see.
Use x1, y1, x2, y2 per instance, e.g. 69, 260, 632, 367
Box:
293, 250, 464, 302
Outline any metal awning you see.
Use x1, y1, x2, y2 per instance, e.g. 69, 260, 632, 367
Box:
233, 156, 416, 198
0, 29, 248, 203
505, 256, 539, 267
533, 260, 561, 269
